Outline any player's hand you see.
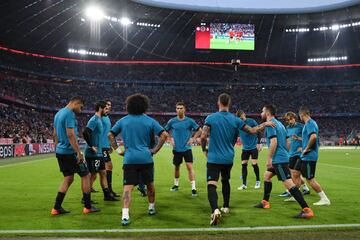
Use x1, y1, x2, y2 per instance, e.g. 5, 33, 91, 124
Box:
257, 144, 262, 152
302, 148, 310, 155
292, 135, 301, 141
108, 148, 113, 154
76, 152, 84, 164
266, 159, 272, 169
119, 150, 125, 156
297, 147, 302, 153
90, 146, 98, 153
264, 121, 276, 128
150, 148, 156, 156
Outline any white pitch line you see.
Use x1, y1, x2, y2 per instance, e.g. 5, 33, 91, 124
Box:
0, 223, 360, 234
319, 163, 360, 170
0, 157, 51, 168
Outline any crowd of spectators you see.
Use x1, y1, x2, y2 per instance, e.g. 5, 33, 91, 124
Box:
1, 75, 359, 114
0, 60, 359, 144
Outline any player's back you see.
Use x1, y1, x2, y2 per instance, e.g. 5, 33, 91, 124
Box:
265, 118, 289, 164
205, 111, 244, 164
54, 107, 77, 154
239, 118, 258, 151
114, 114, 163, 164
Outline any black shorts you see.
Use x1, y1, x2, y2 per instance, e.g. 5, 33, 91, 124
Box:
241, 148, 259, 161
123, 163, 154, 186
56, 153, 89, 177
267, 163, 292, 182
206, 163, 233, 182
173, 149, 193, 166
86, 156, 105, 173
102, 148, 111, 163
301, 161, 317, 180
289, 156, 302, 171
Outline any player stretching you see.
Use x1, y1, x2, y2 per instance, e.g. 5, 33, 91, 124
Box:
236, 110, 262, 190
109, 94, 168, 226
254, 105, 314, 219
83, 101, 118, 202
201, 93, 274, 226
296, 106, 330, 206
283, 112, 310, 202
102, 100, 120, 197
165, 102, 202, 196
51, 97, 99, 215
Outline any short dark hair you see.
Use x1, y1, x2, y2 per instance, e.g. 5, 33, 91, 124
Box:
299, 106, 311, 115
264, 104, 276, 116
218, 93, 231, 107
176, 101, 185, 107
104, 99, 111, 105
236, 109, 245, 117
95, 101, 107, 112
70, 96, 83, 104
126, 93, 149, 115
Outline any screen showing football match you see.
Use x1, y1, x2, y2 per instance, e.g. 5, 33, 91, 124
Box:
195, 23, 255, 50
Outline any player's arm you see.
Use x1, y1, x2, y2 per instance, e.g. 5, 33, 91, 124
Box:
267, 137, 277, 169
150, 131, 169, 155
188, 127, 202, 145
108, 131, 123, 156
286, 137, 291, 151
53, 128, 58, 147
257, 132, 262, 152
242, 121, 276, 134
83, 128, 97, 153
66, 128, 83, 163
292, 135, 302, 141
303, 133, 317, 155
200, 125, 210, 156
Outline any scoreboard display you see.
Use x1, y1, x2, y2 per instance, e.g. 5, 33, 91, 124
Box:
195, 23, 255, 50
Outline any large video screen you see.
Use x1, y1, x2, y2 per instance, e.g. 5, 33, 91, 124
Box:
195, 23, 255, 50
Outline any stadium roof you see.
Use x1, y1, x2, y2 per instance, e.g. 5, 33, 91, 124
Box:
133, 0, 360, 14
0, 0, 360, 64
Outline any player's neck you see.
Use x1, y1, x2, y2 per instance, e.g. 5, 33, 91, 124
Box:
219, 107, 229, 112
304, 117, 311, 123
177, 115, 185, 120
66, 104, 74, 112
267, 116, 274, 121
95, 112, 101, 118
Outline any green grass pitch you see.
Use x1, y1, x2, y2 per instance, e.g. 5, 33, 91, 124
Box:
0, 147, 359, 236
210, 38, 254, 50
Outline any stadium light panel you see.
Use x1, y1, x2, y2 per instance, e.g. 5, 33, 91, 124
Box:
85, 6, 104, 21
120, 17, 131, 26
331, 24, 339, 31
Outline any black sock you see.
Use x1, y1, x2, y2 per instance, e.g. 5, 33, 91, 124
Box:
221, 179, 230, 208
83, 192, 92, 209
252, 164, 260, 181
54, 192, 65, 210
263, 181, 272, 201
289, 186, 309, 209
207, 184, 218, 213
102, 188, 111, 198
106, 170, 112, 191
242, 163, 248, 185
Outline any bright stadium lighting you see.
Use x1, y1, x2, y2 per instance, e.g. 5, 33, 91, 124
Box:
307, 56, 347, 63
120, 17, 131, 26
85, 6, 104, 21
331, 24, 339, 31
